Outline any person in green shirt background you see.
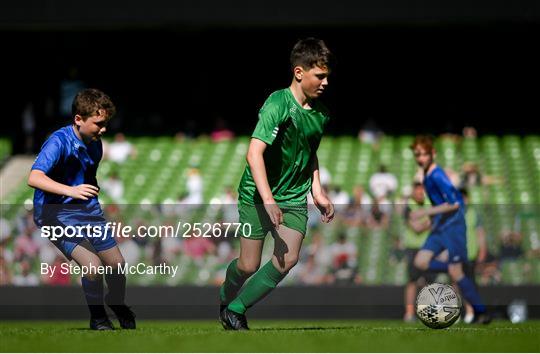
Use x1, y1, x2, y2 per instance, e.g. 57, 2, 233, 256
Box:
219, 38, 335, 330
460, 187, 488, 323
402, 182, 436, 322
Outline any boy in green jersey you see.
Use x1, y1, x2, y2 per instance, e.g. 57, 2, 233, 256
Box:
219, 38, 335, 330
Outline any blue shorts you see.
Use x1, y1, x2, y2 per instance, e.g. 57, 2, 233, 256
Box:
47, 223, 117, 260
422, 223, 467, 264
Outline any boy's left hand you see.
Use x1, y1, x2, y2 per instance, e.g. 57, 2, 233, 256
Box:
313, 194, 335, 223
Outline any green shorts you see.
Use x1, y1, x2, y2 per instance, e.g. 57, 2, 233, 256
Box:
238, 203, 308, 240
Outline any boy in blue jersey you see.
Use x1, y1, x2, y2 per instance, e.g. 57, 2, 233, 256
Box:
409, 136, 491, 324
28, 88, 135, 330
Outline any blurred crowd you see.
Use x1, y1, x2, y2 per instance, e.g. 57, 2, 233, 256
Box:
1, 127, 539, 287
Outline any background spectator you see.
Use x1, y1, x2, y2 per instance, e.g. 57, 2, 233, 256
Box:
104, 133, 137, 164
117, 234, 141, 266
357, 118, 383, 145
183, 236, 216, 261
329, 186, 350, 213
499, 231, 524, 262
369, 165, 397, 199
101, 170, 125, 203
0, 247, 12, 285
14, 231, 39, 262
297, 254, 327, 285
12, 257, 39, 286
42, 255, 71, 286
462, 126, 478, 138
319, 166, 332, 188
328, 233, 360, 285
210, 117, 235, 142
365, 197, 391, 229
181, 166, 204, 205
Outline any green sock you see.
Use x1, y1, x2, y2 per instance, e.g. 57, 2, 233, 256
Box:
227, 260, 286, 314
219, 258, 249, 304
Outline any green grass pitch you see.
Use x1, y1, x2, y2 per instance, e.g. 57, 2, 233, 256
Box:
1, 320, 539, 352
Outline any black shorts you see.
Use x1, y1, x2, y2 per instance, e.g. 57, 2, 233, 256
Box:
406, 248, 437, 283
464, 258, 477, 285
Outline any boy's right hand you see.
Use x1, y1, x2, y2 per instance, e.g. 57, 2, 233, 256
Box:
67, 184, 99, 200
264, 201, 283, 230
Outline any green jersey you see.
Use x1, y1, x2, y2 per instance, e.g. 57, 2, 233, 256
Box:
238, 88, 330, 205
466, 206, 481, 260
404, 199, 431, 249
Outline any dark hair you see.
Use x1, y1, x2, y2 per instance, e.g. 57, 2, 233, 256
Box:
459, 187, 469, 197
290, 37, 333, 71
72, 88, 116, 120
410, 135, 435, 152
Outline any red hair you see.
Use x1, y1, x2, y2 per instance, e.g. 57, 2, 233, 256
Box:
410, 135, 435, 152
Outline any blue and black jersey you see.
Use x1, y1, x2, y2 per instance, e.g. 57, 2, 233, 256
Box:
423, 165, 465, 231
32, 125, 105, 227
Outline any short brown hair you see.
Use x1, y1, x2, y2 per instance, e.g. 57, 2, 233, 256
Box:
72, 88, 116, 120
410, 135, 435, 152
290, 37, 333, 71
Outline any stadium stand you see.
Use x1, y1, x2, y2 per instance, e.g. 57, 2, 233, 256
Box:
1, 135, 539, 286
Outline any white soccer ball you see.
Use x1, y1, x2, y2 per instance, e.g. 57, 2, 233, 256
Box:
415, 283, 462, 329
